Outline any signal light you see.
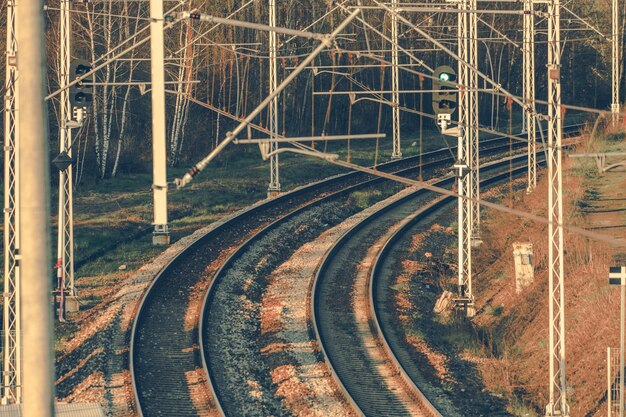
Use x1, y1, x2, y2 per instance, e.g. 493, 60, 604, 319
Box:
432, 65, 457, 117
69, 59, 93, 108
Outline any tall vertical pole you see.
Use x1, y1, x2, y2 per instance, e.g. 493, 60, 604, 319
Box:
619, 282, 626, 417
546, 0, 568, 415
391, 0, 402, 159
17, 0, 56, 414
267, 0, 281, 197
457, 0, 474, 316
612, 0, 620, 125
524, 0, 537, 193
2, 0, 21, 404
468, 0, 480, 242
609, 347, 614, 417
150, 0, 170, 245
57, 0, 76, 318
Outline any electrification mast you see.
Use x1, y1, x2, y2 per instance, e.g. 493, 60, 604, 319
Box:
18, 0, 56, 413
468, 0, 480, 241
546, 0, 569, 414
150, 0, 170, 244
391, 0, 402, 159
524, 0, 537, 192
2, 0, 21, 404
268, 0, 281, 196
57, 0, 77, 317
612, 0, 620, 124
457, 0, 474, 316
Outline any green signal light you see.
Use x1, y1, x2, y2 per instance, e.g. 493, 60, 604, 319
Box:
439, 73, 450, 82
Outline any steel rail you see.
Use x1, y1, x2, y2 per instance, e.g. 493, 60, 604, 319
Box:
312, 153, 539, 416
195, 134, 534, 415
368, 163, 541, 415
129, 139, 501, 416
130, 126, 579, 416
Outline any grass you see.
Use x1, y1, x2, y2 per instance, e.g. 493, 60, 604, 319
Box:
509, 399, 540, 417
61, 126, 453, 285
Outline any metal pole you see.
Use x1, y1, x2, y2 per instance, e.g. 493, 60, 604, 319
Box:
391, 0, 402, 159
619, 279, 626, 417
56, 0, 76, 319
457, 135, 465, 308
612, 0, 620, 125
17, 0, 55, 414
524, 0, 537, 193
546, 0, 568, 414
2, 0, 21, 404
458, 0, 474, 316
610, 347, 614, 417
268, 0, 281, 196
469, 0, 480, 242
150, 0, 170, 245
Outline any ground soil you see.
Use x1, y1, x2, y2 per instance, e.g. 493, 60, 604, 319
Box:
466, 148, 626, 415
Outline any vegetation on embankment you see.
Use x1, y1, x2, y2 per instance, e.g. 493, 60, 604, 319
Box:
463, 122, 625, 416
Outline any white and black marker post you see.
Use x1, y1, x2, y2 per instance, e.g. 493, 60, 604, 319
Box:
610, 266, 626, 417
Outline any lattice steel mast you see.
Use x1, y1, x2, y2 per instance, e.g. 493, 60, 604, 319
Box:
469, 0, 480, 242
457, 0, 474, 316
524, 0, 537, 192
391, 0, 402, 159
268, 0, 281, 196
546, 0, 569, 414
612, 0, 620, 124
56, 0, 76, 318
2, 0, 21, 404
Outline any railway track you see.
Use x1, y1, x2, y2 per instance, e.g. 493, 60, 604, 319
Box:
311, 155, 539, 417
130, 127, 579, 416
196, 145, 529, 416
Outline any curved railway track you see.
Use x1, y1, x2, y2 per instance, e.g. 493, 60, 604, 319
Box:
130, 139, 471, 417
130, 127, 579, 416
196, 144, 528, 416
312, 155, 539, 416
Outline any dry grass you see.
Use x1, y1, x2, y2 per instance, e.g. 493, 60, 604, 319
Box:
469, 125, 625, 416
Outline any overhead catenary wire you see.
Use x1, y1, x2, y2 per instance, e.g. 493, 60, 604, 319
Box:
173, 8, 362, 188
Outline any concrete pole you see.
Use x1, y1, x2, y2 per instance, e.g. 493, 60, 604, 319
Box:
16, 0, 55, 414
150, 0, 170, 245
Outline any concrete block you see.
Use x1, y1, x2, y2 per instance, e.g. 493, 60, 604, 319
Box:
513, 242, 534, 293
